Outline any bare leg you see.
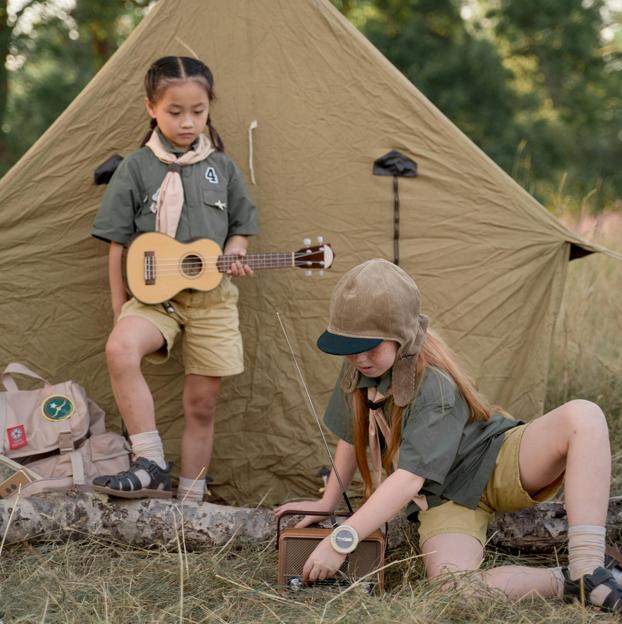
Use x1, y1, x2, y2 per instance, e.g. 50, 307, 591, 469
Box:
422, 533, 483, 577
424, 400, 611, 600
485, 400, 610, 596
93, 317, 170, 497
517, 399, 610, 526
105, 316, 165, 434
422, 533, 561, 599
180, 374, 221, 480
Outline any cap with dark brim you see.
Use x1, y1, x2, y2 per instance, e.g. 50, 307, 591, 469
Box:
316, 331, 383, 355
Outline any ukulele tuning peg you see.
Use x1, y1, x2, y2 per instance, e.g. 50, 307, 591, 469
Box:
305, 269, 312, 277
303, 238, 311, 246
317, 235, 324, 244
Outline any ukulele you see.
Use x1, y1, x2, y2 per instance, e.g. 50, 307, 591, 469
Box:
124, 231, 334, 304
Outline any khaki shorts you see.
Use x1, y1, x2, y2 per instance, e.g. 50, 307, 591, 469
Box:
118, 276, 244, 377
417, 423, 564, 547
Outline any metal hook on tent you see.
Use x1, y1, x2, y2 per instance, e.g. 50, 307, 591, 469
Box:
373, 150, 418, 266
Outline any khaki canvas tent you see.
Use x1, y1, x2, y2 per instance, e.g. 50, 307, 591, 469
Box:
0, 0, 612, 505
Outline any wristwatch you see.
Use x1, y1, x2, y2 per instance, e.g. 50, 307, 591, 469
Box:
330, 524, 359, 554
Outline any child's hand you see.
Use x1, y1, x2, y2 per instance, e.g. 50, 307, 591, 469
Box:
225, 248, 253, 277
303, 536, 346, 583
274, 499, 333, 528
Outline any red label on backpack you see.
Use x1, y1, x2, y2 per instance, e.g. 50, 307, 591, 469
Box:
7, 425, 28, 450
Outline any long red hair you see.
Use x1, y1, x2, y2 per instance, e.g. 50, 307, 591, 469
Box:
351, 329, 493, 499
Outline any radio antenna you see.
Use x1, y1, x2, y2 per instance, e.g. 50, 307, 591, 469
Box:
276, 312, 353, 514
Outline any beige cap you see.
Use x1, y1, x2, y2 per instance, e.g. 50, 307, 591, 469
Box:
317, 259, 428, 406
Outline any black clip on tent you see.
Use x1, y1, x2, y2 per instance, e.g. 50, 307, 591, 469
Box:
373, 150, 418, 266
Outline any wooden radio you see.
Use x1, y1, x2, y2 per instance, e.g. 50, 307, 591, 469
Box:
276, 511, 385, 591
0, 455, 36, 498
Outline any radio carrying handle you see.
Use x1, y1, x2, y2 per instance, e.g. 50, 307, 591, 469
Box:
276, 509, 389, 553
276, 509, 349, 547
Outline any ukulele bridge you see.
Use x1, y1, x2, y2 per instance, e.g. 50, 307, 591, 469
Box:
144, 251, 155, 285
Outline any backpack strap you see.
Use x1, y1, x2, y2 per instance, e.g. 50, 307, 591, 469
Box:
69, 451, 86, 486
0, 392, 6, 453
2, 363, 50, 392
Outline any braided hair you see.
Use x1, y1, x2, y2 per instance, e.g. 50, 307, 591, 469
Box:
141, 56, 224, 150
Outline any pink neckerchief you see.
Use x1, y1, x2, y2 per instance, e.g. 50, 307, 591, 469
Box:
367, 386, 428, 511
145, 131, 215, 237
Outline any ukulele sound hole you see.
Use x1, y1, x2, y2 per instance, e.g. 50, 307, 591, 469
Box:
180, 254, 204, 278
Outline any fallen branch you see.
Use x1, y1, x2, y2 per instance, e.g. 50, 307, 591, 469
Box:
1, 492, 621, 552
488, 495, 622, 551
0, 491, 275, 549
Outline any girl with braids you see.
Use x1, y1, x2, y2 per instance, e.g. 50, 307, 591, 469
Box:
275, 259, 622, 614
91, 56, 258, 501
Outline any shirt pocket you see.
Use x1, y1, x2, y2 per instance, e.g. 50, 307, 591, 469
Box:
202, 187, 228, 211
202, 187, 229, 240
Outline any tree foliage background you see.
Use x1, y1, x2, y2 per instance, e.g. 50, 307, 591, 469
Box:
1, 0, 620, 212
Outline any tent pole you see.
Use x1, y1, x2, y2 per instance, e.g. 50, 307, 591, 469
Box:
393, 176, 400, 265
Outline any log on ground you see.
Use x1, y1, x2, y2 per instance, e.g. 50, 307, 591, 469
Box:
1, 492, 621, 552
489, 495, 622, 551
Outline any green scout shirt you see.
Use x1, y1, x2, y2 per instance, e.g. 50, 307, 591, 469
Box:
324, 366, 522, 517
91, 131, 258, 248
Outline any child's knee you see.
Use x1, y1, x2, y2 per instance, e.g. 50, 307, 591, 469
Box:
425, 556, 479, 579
105, 333, 142, 370
184, 393, 218, 425
422, 532, 484, 579
563, 399, 608, 435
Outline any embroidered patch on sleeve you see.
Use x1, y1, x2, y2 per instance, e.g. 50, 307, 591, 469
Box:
7, 425, 28, 450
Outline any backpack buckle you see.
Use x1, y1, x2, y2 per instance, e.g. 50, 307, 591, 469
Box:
58, 431, 74, 454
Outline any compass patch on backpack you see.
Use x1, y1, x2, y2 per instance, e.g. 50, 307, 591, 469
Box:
41, 395, 75, 421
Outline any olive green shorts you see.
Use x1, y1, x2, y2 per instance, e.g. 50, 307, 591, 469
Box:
417, 423, 564, 547
118, 276, 244, 377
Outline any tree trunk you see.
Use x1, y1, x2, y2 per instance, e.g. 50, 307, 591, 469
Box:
2, 493, 622, 552
0, 0, 11, 163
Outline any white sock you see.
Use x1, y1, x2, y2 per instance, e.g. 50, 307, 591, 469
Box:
550, 567, 566, 598
177, 476, 205, 503
129, 431, 167, 488
568, 525, 606, 579
568, 525, 609, 605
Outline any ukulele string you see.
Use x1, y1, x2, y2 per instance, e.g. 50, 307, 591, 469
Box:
147, 252, 324, 274
149, 252, 318, 265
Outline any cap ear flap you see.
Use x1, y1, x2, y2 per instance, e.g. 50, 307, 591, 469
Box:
340, 361, 360, 395
413, 314, 429, 352
392, 314, 429, 406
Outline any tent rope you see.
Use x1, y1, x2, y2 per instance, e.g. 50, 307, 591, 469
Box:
248, 120, 258, 185
275, 312, 354, 514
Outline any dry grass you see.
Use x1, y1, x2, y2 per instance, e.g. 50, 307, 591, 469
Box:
0, 538, 618, 623
546, 210, 622, 493
1, 210, 621, 623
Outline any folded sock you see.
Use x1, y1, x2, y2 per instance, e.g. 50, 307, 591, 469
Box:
551, 567, 565, 598
177, 476, 206, 502
129, 431, 167, 487
568, 524, 606, 580
568, 524, 610, 606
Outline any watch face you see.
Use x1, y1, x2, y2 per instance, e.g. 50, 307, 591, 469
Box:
334, 527, 356, 551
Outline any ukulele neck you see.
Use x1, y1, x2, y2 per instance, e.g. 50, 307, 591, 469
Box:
217, 253, 294, 273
